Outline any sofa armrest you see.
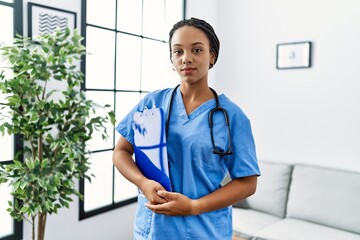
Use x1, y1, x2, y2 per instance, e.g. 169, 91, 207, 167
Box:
234, 161, 293, 218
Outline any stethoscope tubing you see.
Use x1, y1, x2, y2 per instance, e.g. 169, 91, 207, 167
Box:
166, 84, 233, 156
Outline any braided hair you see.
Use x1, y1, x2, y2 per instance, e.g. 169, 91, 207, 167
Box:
169, 17, 220, 68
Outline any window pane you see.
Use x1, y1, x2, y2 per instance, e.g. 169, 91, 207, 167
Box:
0, 135, 13, 162
87, 0, 115, 29
117, 0, 142, 35
85, 27, 115, 89
0, 5, 13, 46
113, 92, 141, 150
0, 184, 13, 238
113, 92, 142, 202
164, 0, 184, 40
141, 39, 174, 91
114, 168, 137, 202
142, 0, 164, 40
0, 91, 14, 162
116, 33, 141, 91
84, 151, 113, 211
115, 92, 141, 123
85, 91, 115, 152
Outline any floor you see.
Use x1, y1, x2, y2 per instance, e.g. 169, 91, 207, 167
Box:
232, 235, 248, 240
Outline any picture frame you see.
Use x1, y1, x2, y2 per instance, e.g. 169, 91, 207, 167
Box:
276, 41, 312, 69
28, 2, 77, 41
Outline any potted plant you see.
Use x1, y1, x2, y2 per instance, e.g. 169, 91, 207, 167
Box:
0, 28, 115, 240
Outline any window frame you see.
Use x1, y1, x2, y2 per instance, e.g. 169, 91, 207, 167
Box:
79, 0, 185, 220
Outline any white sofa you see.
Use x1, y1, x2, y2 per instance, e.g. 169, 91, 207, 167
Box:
232, 161, 360, 240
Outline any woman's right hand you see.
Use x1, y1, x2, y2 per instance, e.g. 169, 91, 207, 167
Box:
113, 137, 167, 205
139, 179, 167, 205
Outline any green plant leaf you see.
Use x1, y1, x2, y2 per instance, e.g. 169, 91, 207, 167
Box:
19, 181, 27, 190
41, 159, 49, 169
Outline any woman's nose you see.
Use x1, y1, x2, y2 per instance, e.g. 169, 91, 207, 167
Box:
182, 53, 192, 64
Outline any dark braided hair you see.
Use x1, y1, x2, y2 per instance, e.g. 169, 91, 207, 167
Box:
169, 17, 220, 68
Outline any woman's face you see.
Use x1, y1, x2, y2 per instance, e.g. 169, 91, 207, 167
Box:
170, 26, 215, 84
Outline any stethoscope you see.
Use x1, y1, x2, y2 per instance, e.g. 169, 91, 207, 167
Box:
166, 84, 233, 156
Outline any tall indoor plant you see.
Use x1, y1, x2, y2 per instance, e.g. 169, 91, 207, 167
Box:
0, 28, 115, 240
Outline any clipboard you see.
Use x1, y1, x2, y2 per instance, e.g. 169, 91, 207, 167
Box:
133, 107, 172, 191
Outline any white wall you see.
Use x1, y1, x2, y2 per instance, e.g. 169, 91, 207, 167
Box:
22, 0, 136, 239
187, 0, 360, 172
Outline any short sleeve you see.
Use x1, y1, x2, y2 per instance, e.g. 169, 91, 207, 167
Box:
115, 96, 148, 145
227, 118, 260, 179
116, 111, 135, 145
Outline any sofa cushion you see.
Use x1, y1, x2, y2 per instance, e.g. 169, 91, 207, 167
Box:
232, 208, 281, 237
286, 164, 360, 234
254, 218, 360, 240
234, 161, 293, 218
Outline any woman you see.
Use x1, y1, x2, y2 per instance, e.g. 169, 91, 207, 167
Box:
113, 17, 260, 239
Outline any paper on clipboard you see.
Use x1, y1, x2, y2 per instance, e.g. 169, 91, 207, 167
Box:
133, 107, 171, 191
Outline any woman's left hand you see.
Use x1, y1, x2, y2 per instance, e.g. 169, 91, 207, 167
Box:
145, 190, 199, 216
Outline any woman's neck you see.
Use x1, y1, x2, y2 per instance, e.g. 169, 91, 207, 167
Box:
179, 82, 214, 115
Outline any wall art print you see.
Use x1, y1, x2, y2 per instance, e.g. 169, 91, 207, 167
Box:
28, 2, 77, 41
276, 41, 312, 69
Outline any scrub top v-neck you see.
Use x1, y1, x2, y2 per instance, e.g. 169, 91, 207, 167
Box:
116, 87, 260, 240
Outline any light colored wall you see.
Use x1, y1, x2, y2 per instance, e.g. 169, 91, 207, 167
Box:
22, 0, 136, 239
187, 0, 360, 172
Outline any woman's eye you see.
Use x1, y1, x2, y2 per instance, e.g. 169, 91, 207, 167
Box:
193, 48, 202, 53
173, 50, 182, 55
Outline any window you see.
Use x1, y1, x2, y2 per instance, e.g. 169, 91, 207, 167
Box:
0, 1, 23, 239
79, 0, 184, 219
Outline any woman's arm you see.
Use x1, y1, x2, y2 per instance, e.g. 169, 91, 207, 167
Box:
112, 136, 167, 204
145, 175, 257, 216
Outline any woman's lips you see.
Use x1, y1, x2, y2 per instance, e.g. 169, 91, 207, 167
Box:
182, 67, 195, 74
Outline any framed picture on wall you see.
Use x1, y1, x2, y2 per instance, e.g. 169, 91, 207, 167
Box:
28, 2, 77, 41
276, 41, 312, 69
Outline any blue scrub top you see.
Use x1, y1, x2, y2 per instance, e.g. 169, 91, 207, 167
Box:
116, 87, 260, 240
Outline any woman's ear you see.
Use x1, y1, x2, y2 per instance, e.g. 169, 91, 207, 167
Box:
209, 51, 216, 68
210, 51, 216, 65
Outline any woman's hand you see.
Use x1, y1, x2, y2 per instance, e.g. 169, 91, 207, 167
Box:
145, 176, 257, 216
140, 180, 167, 205
145, 190, 199, 216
